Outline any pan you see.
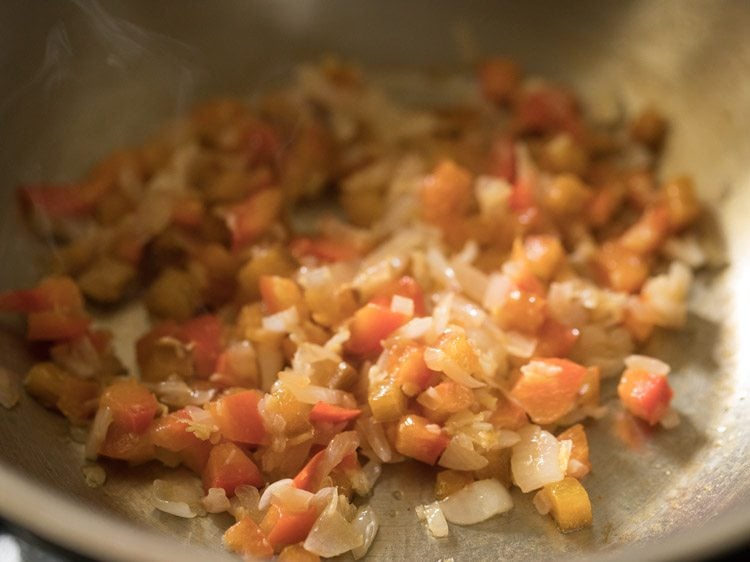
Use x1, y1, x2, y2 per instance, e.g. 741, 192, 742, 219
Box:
1, 1, 749, 561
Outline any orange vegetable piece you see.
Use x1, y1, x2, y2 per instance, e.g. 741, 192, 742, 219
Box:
418, 381, 475, 423
593, 241, 649, 294
19, 179, 110, 219
486, 134, 516, 182
267, 506, 319, 550
308, 402, 362, 424
513, 84, 582, 138
494, 288, 547, 334
388, 341, 438, 397
618, 206, 671, 255
421, 160, 473, 223
203, 442, 264, 495
292, 449, 326, 492
100, 380, 159, 434
290, 236, 361, 263
345, 302, 408, 357
510, 358, 587, 424
259, 275, 303, 314
56, 375, 100, 426
617, 368, 673, 426
224, 516, 274, 559
150, 409, 203, 452
488, 393, 529, 430
98, 425, 155, 464
226, 188, 283, 249
557, 423, 591, 479
478, 57, 522, 105
395, 414, 449, 465
535, 319, 580, 358
370, 275, 427, 316
278, 544, 320, 562
208, 389, 267, 445
179, 314, 223, 378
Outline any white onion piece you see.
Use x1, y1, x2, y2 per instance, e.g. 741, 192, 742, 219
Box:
184, 405, 218, 440
624, 354, 670, 376
415, 502, 449, 538
438, 435, 489, 471
357, 416, 393, 463
262, 306, 300, 333
0, 366, 20, 409
390, 295, 415, 317
660, 408, 681, 429
351, 459, 383, 496
451, 261, 489, 304
511, 425, 566, 493
475, 175, 511, 216
315, 431, 360, 486
202, 487, 231, 514
152, 478, 203, 519
232, 485, 263, 521
439, 479, 513, 525
427, 292, 454, 343
150, 377, 215, 408
483, 273, 512, 311
424, 347, 485, 389
50, 336, 100, 378
532, 489, 552, 515
393, 317, 433, 340
259, 478, 313, 513
81, 464, 106, 488
497, 429, 521, 448
85, 405, 113, 460
426, 247, 460, 290
259, 478, 294, 511
304, 493, 364, 557
351, 505, 379, 559
504, 331, 537, 359
278, 370, 357, 407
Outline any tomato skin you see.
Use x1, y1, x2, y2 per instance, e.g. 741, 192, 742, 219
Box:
345, 302, 408, 357
208, 390, 267, 445
510, 358, 588, 424
617, 368, 673, 426
203, 442, 264, 495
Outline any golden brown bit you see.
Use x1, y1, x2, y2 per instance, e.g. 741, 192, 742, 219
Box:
369, 381, 407, 423
541, 477, 593, 532
263, 386, 312, 436
145, 268, 202, 321
77, 257, 136, 303
419, 381, 475, 424
542, 133, 589, 176
593, 241, 649, 293
278, 544, 321, 562
630, 106, 668, 150
421, 160, 474, 224
493, 288, 547, 334
435, 469, 475, 500
25, 362, 99, 425
473, 448, 512, 488
140, 338, 194, 382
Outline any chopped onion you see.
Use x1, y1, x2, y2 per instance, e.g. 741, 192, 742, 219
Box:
393, 317, 433, 340
351, 505, 379, 559
424, 347, 485, 389
81, 464, 106, 488
451, 260, 488, 304
503, 331, 537, 359
497, 429, 521, 448
427, 292, 454, 343
202, 487, 231, 514
483, 273, 511, 311
278, 370, 357, 407
426, 247, 460, 291
624, 354, 670, 376
351, 459, 383, 496
152, 478, 203, 518
475, 175, 511, 216
314, 431, 360, 487
415, 501, 449, 538
532, 489, 552, 515
150, 377, 215, 408
357, 416, 393, 463
511, 425, 566, 493
439, 479, 513, 525
85, 405, 113, 460
391, 294, 415, 317
304, 492, 364, 557
50, 335, 101, 379
262, 306, 300, 333
231, 485, 263, 521
183, 405, 218, 440
660, 408, 681, 429
0, 366, 20, 409
438, 434, 489, 471
259, 478, 313, 512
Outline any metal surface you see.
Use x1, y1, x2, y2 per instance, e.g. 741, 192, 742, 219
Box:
1, 1, 749, 561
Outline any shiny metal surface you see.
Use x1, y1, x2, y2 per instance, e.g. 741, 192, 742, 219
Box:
1, 1, 749, 561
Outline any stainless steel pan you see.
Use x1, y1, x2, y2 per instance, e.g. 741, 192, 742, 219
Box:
1, 1, 749, 560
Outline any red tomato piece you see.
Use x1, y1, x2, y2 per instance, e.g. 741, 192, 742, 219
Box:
100, 380, 159, 434
203, 442, 264, 495
617, 368, 673, 426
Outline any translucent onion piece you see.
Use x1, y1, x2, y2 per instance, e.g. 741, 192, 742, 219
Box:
202, 487, 231, 514
451, 260, 488, 304
390, 294, 415, 317
278, 370, 357, 407
81, 464, 106, 488
151, 377, 215, 408
351, 505, 379, 559
262, 306, 300, 333
304, 493, 364, 557
503, 331, 537, 359
259, 478, 313, 513
351, 459, 383, 496
483, 273, 512, 311
392, 317, 433, 340
624, 354, 670, 376
438, 434, 489, 471
423, 347, 485, 389
0, 366, 20, 409
357, 416, 393, 463
415, 501, 449, 538
232, 485, 263, 521
511, 425, 566, 493
660, 408, 681, 429
439, 479, 514, 525
315, 431, 360, 486
85, 405, 113, 460
152, 478, 203, 519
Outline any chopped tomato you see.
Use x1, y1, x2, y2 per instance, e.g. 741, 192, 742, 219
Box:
225, 188, 283, 250
100, 380, 158, 433
223, 516, 274, 559
617, 367, 673, 426
267, 506, 319, 550
345, 302, 408, 357
513, 84, 582, 138
203, 442, 264, 495
309, 402, 362, 424
208, 390, 267, 445
510, 358, 587, 424
369, 275, 427, 316
290, 236, 361, 263
394, 414, 449, 465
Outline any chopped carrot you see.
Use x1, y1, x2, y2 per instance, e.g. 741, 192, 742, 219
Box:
345, 302, 408, 357
395, 414, 449, 465
224, 516, 274, 559
267, 506, 319, 550
510, 358, 587, 424
617, 367, 673, 426
308, 402, 362, 424
208, 389, 267, 445
203, 442, 264, 495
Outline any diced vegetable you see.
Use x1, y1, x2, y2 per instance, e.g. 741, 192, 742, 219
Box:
617, 367, 673, 426
557, 424, 591, 479
267, 505, 319, 550
346, 303, 408, 357
225, 188, 283, 249
540, 477, 593, 532
510, 358, 587, 424
395, 414, 449, 465
208, 389, 267, 445
223, 516, 274, 559
100, 380, 159, 433
435, 469, 474, 500
203, 442, 264, 495
309, 402, 362, 424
